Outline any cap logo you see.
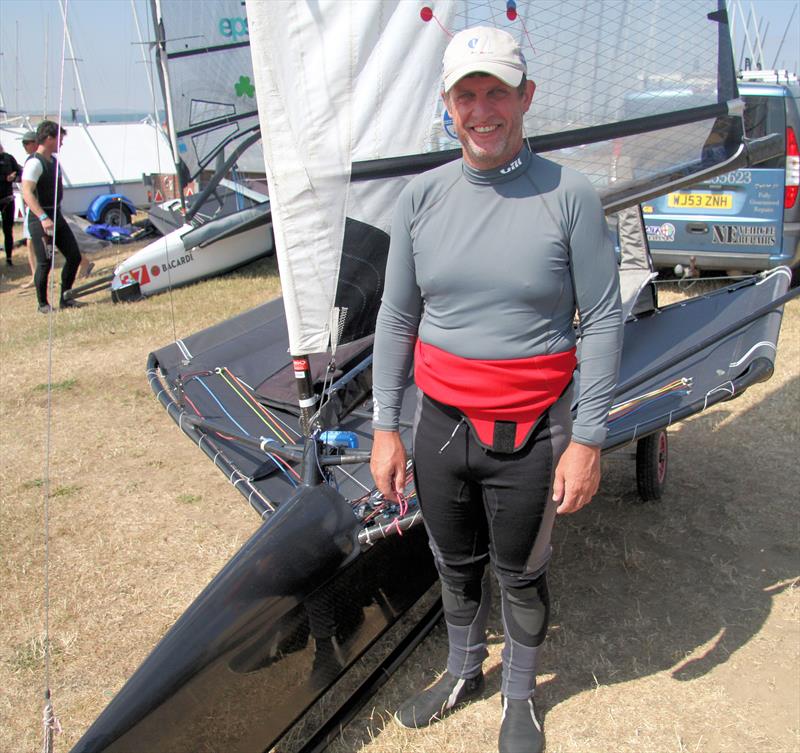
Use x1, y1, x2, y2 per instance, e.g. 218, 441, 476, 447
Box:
468, 37, 479, 49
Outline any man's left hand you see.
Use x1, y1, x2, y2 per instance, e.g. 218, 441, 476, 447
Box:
553, 441, 601, 515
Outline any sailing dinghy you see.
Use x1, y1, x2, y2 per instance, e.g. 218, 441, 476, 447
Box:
70, 2, 795, 751
67, 0, 274, 303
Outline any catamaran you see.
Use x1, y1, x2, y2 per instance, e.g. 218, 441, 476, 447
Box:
69, 2, 795, 752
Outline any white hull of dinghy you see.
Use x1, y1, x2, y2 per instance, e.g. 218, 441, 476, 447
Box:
111, 222, 272, 298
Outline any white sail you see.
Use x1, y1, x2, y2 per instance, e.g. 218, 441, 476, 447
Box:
247, 1, 455, 355
246, 0, 739, 357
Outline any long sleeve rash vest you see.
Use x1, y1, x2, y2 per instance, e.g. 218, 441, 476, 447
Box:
372, 147, 623, 447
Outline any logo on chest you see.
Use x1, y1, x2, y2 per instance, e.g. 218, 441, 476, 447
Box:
500, 157, 523, 175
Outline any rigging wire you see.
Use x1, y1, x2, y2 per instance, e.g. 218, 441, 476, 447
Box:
143, 0, 179, 344
40, 5, 72, 751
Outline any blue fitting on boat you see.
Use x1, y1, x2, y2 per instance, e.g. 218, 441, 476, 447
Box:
319, 430, 359, 449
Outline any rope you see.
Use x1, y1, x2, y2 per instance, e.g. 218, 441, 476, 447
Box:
40, 690, 62, 753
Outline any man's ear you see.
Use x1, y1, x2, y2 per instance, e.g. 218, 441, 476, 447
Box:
524, 80, 536, 111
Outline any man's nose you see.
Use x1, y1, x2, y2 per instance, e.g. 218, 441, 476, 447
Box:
470, 95, 493, 120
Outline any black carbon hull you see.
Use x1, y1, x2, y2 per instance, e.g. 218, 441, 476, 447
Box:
70, 484, 438, 753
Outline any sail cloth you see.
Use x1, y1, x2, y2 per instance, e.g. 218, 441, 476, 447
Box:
246, 0, 739, 357
247, 2, 455, 355
151, 0, 265, 181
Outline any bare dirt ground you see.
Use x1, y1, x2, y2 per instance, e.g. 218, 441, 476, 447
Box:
1, 239, 798, 753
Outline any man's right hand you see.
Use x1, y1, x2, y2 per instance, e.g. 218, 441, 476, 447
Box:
41, 217, 54, 235
370, 429, 407, 502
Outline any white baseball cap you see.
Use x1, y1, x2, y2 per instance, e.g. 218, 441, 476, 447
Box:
442, 27, 527, 93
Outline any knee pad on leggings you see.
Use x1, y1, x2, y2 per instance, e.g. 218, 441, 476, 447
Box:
440, 565, 490, 627
498, 571, 550, 646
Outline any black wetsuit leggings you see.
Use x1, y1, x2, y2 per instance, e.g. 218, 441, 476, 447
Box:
412, 388, 572, 700
1, 196, 14, 259
28, 211, 81, 307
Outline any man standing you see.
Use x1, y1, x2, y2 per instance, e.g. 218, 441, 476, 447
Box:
0, 141, 21, 266
21, 120, 83, 312
370, 27, 623, 753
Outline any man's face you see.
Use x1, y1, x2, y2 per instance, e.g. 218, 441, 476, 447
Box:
23, 141, 36, 155
443, 74, 535, 170
42, 131, 65, 152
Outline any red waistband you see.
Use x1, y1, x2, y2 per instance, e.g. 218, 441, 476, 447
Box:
414, 340, 577, 451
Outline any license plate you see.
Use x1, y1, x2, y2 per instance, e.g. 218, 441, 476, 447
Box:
667, 192, 733, 209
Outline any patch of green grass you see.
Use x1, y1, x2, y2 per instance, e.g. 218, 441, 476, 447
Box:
20, 478, 44, 490
33, 378, 77, 393
52, 484, 81, 497
7, 636, 63, 673
177, 493, 202, 505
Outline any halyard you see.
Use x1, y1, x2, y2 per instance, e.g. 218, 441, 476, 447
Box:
1, 241, 797, 753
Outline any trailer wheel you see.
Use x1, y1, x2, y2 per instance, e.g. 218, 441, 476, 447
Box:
101, 203, 132, 227
635, 429, 668, 501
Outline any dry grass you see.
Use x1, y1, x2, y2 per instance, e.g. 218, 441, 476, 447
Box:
1, 248, 798, 753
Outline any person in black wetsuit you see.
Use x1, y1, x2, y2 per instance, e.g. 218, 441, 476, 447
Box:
21, 120, 83, 313
0, 142, 21, 266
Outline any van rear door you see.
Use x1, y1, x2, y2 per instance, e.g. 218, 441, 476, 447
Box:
644, 91, 787, 271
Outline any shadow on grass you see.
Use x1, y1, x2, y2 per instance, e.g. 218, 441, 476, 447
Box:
534, 374, 797, 709
341, 374, 798, 748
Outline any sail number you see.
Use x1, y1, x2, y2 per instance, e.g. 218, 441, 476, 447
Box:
666, 192, 733, 209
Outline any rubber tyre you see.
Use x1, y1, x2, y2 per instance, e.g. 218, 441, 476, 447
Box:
100, 204, 132, 227
635, 429, 668, 502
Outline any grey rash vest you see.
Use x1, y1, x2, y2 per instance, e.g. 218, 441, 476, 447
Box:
372, 147, 623, 446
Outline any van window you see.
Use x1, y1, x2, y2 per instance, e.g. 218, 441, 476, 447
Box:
742, 95, 786, 168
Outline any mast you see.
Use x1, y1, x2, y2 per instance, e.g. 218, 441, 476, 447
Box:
771, 4, 798, 70
58, 0, 91, 123
43, 17, 48, 118
750, 1, 765, 68
737, 2, 756, 69
16, 21, 20, 114
150, 0, 184, 209
131, 0, 159, 122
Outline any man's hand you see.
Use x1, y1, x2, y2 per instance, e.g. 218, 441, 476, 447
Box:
6, 171, 16, 182
553, 441, 601, 514
370, 429, 407, 502
41, 217, 54, 235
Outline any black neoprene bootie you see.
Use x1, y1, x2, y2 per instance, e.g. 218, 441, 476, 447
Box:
394, 670, 484, 728
60, 297, 85, 309
498, 696, 544, 753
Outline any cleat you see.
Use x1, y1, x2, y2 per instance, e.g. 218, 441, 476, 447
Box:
498, 696, 544, 753
38, 304, 54, 314
394, 670, 484, 729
